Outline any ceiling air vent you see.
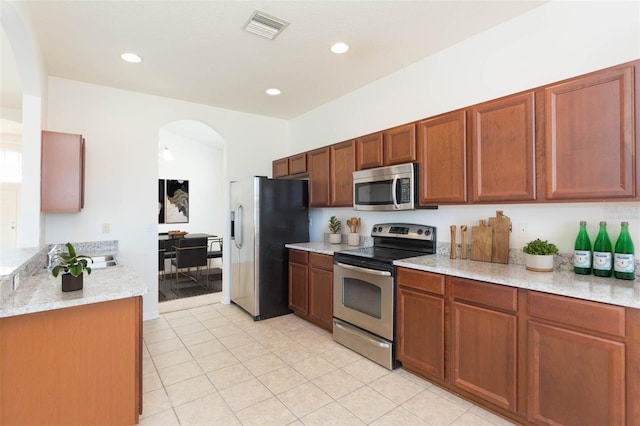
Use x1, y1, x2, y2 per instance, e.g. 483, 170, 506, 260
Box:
243, 10, 289, 40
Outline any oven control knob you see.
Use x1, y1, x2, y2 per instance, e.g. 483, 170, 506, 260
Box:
424, 229, 431, 236
417, 229, 423, 235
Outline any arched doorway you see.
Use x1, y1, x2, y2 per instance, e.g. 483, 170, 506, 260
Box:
157, 120, 226, 307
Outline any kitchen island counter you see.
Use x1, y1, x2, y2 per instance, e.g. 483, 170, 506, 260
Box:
0, 264, 147, 318
396, 255, 639, 309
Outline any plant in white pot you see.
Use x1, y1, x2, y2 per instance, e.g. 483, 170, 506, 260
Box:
51, 242, 93, 291
523, 239, 559, 272
328, 216, 342, 244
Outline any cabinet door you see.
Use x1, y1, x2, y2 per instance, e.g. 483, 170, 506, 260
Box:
41, 131, 85, 212
545, 65, 635, 200
384, 123, 416, 166
417, 110, 467, 204
330, 140, 356, 207
356, 132, 384, 170
527, 321, 625, 425
397, 286, 445, 379
308, 266, 333, 331
471, 92, 535, 202
451, 301, 517, 411
307, 147, 331, 207
289, 153, 307, 175
273, 158, 289, 178
288, 261, 308, 315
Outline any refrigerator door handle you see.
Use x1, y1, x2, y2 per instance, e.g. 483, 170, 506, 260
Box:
234, 203, 243, 249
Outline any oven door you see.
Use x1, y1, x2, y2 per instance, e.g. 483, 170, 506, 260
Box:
333, 261, 394, 341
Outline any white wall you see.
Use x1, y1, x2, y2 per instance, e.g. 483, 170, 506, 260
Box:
293, 1, 640, 252
45, 77, 288, 319
158, 128, 224, 237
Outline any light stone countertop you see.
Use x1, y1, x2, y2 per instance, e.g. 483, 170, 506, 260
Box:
0, 247, 43, 279
285, 242, 359, 255
0, 264, 148, 318
285, 241, 639, 310
395, 255, 640, 310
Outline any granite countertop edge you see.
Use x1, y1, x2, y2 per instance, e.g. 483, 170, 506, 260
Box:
395, 256, 640, 310
285, 242, 639, 310
0, 265, 148, 318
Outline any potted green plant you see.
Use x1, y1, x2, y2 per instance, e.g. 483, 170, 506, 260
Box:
522, 238, 559, 272
52, 242, 94, 291
328, 216, 342, 244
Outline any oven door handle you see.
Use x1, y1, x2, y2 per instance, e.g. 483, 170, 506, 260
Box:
334, 321, 391, 349
336, 262, 392, 276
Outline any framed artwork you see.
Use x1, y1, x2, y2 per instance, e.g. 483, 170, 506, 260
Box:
165, 179, 189, 223
158, 179, 165, 224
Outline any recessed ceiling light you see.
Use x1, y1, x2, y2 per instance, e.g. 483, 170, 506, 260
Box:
330, 42, 349, 54
266, 88, 281, 96
120, 52, 142, 63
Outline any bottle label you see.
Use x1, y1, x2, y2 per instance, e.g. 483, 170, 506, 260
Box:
574, 250, 591, 268
593, 252, 612, 270
614, 253, 635, 273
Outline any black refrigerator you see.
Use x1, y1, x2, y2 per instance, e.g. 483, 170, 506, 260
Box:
229, 176, 309, 320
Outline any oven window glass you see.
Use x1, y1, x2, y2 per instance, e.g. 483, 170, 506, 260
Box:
342, 277, 382, 319
354, 180, 393, 205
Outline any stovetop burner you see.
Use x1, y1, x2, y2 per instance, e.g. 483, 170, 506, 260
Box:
335, 223, 437, 267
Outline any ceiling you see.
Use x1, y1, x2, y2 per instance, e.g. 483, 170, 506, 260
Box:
2, 1, 546, 120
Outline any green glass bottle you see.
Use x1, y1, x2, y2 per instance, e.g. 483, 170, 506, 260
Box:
593, 221, 613, 277
614, 221, 635, 280
573, 221, 592, 275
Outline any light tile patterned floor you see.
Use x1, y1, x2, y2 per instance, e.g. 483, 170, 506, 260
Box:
140, 301, 516, 425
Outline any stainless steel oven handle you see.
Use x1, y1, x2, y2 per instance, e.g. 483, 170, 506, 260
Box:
334, 321, 391, 349
336, 262, 392, 276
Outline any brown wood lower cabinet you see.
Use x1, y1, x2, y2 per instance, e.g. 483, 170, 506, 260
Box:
395, 266, 640, 426
396, 268, 445, 379
0, 297, 142, 425
288, 249, 333, 331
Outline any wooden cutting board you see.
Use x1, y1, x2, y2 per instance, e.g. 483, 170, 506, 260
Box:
489, 210, 511, 264
470, 220, 493, 262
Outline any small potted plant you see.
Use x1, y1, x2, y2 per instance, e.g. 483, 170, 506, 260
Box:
523, 238, 559, 272
52, 242, 94, 291
328, 216, 342, 244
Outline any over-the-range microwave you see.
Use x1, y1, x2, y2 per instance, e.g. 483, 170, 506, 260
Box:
353, 163, 436, 211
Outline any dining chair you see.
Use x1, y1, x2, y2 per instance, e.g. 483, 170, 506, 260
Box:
170, 237, 208, 294
207, 236, 223, 282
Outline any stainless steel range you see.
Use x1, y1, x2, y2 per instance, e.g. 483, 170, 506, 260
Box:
333, 223, 436, 369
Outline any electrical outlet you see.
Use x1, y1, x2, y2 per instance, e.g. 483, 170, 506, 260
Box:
102, 223, 110, 234
12, 274, 19, 290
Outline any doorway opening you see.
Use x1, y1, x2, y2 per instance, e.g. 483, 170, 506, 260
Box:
157, 120, 225, 303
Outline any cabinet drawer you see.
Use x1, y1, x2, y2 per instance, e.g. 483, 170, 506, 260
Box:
452, 277, 517, 312
309, 253, 333, 270
397, 268, 445, 295
528, 291, 625, 337
289, 250, 308, 264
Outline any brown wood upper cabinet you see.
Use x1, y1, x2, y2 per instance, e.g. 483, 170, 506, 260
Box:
41, 130, 85, 212
272, 157, 289, 178
356, 131, 384, 170
330, 140, 356, 207
384, 123, 417, 166
470, 92, 536, 202
273, 153, 307, 178
307, 147, 331, 207
544, 64, 636, 200
417, 110, 468, 204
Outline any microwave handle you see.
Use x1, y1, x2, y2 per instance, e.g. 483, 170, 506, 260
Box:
391, 175, 399, 209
